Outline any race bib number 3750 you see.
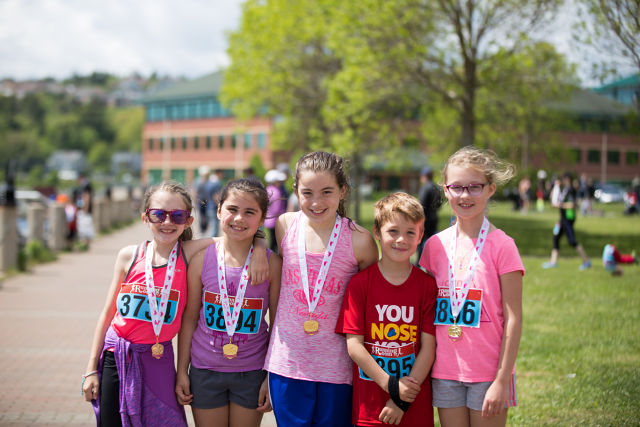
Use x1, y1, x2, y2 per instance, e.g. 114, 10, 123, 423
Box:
359, 342, 415, 381
117, 283, 179, 324
203, 291, 263, 334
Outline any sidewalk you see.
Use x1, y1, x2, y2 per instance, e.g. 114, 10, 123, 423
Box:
0, 221, 276, 426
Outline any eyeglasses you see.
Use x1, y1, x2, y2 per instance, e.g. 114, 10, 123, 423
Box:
145, 209, 191, 224
445, 183, 487, 196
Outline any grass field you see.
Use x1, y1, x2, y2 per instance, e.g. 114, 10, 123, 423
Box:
353, 199, 640, 425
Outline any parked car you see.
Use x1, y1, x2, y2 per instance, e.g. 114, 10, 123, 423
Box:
594, 184, 625, 204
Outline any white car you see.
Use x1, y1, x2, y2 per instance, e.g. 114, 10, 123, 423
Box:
594, 184, 625, 204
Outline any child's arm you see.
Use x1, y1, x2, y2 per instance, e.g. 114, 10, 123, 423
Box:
482, 270, 522, 418
267, 253, 282, 329
82, 245, 135, 401
249, 234, 269, 284
256, 377, 272, 413
404, 331, 435, 394
175, 250, 205, 406
352, 223, 379, 270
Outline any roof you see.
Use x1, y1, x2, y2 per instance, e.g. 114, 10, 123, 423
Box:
547, 88, 633, 117
141, 71, 223, 103
593, 73, 639, 91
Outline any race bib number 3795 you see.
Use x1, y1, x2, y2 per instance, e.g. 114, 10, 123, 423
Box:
117, 283, 179, 324
359, 342, 415, 381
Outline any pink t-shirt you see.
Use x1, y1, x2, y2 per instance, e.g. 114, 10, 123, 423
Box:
264, 211, 359, 384
419, 226, 524, 382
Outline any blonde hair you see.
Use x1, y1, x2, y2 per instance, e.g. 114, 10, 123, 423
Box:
442, 146, 515, 186
142, 180, 194, 241
374, 192, 424, 233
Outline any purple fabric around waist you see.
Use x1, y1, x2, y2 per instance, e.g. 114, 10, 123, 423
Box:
91, 326, 186, 427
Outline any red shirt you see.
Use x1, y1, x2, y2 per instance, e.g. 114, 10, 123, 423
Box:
336, 263, 437, 427
111, 241, 188, 344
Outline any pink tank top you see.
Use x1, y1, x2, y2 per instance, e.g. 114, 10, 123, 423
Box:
264, 211, 359, 384
111, 241, 188, 344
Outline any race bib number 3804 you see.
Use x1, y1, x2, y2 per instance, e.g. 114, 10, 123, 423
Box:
117, 283, 179, 324
359, 342, 416, 381
203, 291, 263, 334
434, 287, 482, 328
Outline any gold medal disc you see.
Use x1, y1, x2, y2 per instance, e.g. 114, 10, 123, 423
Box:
303, 319, 319, 335
223, 343, 238, 359
448, 324, 462, 341
151, 343, 164, 359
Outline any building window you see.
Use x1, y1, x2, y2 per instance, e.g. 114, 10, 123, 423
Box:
148, 138, 154, 151
182, 136, 188, 150
206, 135, 212, 149
194, 136, 199, 150
171, 137, 176, 150
218, 135, 224, 149
244, 133, 252, 149
570, 148, 581, 164
626, 151, 638, 165
607, 150, 620, 165
160, 138, 165, 150
587, 149, 600, 164
231, 135, 237, 149
258, 133, 266, 149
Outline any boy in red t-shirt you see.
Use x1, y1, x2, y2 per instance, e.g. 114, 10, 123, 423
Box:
336, 192, 437, 426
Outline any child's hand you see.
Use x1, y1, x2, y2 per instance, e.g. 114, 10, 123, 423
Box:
175, 372, 193, 406
256, 377, 272, 413
82, 375, 100, 402
481, 379, 508, 418
378, 399, 404, 425
248, 244, 269, 284
398, 376, 420, 402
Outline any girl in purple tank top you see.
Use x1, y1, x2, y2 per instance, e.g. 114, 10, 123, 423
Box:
176, 178, 282, 427
264, 152, 379, 427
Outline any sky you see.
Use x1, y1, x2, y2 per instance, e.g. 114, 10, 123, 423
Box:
0, 0, 628, 85
0, 0, 244, 80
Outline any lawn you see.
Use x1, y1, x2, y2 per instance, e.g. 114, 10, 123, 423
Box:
352, 199, 640, 425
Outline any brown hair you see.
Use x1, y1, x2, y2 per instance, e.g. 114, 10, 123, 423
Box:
443, 146, 516, 186
293, 151, 350, 218
374, 192, 425, 233
142, 180, 194, 241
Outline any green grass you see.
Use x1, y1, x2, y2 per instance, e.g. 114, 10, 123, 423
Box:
352, 199, 640, 425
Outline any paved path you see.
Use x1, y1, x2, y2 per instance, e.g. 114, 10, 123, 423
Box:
0, 221, 276, 426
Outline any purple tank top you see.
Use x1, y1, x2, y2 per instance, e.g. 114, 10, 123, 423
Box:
191, 242, 271, 372
264, 211, 359, 384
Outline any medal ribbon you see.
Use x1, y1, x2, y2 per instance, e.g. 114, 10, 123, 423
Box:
217, 242, 254, 339
447, 217, 489, 320
297, 214, 342, 315
144, 241, 179, 338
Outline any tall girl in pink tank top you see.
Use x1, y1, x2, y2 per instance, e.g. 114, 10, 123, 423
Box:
176, 178, 282, 427
264, 152, 379, 427
82, 181, 269, 427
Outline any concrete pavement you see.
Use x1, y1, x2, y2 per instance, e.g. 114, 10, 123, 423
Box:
0, 221, 276, 426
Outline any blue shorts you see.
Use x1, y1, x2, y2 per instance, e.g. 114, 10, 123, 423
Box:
268, 372, 352, 427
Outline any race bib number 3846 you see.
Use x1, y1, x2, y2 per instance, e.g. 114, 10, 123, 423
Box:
203, 291, 263, 334
117, 283, 179, 324
359, 342, 415, 381
434, 288, 482, 328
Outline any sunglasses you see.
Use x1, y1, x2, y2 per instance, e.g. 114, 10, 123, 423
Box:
145, 209, 191, 224
445, 183, 487, 197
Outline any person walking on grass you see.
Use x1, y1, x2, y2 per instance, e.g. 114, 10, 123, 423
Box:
542, 171, 591, 270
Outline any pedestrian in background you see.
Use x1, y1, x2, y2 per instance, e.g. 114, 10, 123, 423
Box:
417, 166, 441, 263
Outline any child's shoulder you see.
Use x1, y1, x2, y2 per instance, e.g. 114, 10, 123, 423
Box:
183, 237, 216, 261
115, 244, 139, 270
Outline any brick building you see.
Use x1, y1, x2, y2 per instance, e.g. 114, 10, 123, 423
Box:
140, 72, 277, 185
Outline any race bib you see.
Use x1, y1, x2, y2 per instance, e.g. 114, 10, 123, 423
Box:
434, 287, 482, 328
117, 283, 179, 324
203, 291, 263, 334
359, 342, 415, 381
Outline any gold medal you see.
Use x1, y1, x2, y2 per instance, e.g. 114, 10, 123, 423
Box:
448, 324, 462, 341
151, 338, 164, 359
223, 342, 238, 359
303, 319, 319, 335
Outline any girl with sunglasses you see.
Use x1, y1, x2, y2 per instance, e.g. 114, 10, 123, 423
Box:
419, 147, 524, 427
81, 180, 268, 426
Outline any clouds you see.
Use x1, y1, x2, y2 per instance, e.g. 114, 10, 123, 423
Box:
0, 0, 243, 79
